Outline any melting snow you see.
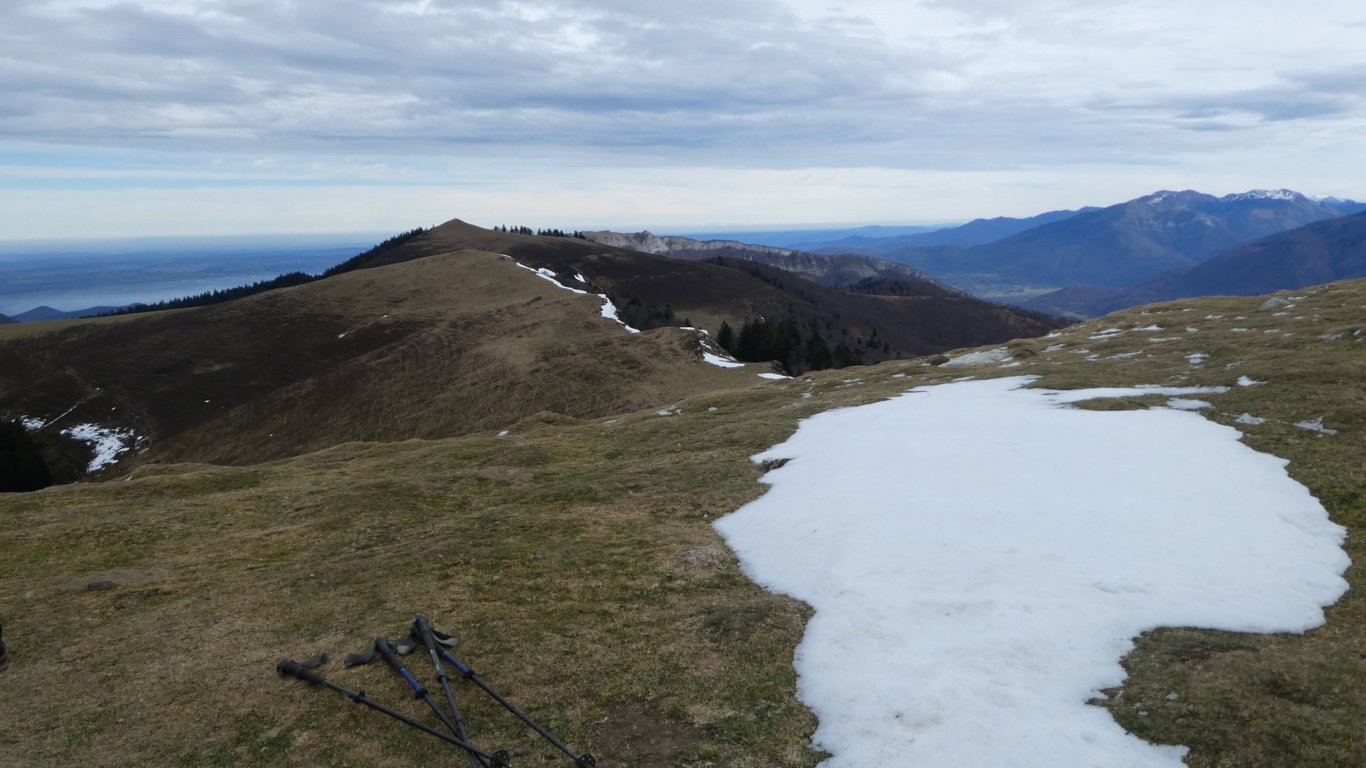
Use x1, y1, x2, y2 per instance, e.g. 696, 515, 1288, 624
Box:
1236, 413, 1267, 426
1167, 398, 1211, 411
1237, 376, 1266, 387
514, 261, 641, 334
716, 377, 1345, 768
1185, 352, 1209, 365
702, 351, 745, 368
1295, 418, 1338, 436
757, 372, 792, 380
60, 423, 138, 472
942, 347, 1013, 367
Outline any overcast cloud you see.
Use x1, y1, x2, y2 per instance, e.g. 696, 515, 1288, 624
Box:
2, 0, 1363, 237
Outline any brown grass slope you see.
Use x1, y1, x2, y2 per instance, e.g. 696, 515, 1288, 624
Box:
355, 219, 1061, 362
0, 279, 1362, 767
0, 248, 747, 472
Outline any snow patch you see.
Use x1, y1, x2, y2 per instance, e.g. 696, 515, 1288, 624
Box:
1237, 376, 1266, 387
757, 372, 791, 380
1236, 413, 1267, 426
514, 261, 640, 334
702, 351, 745, 368
60, 423, 139, 472
1167, 398, 1212, 411
1185, 352, 1209, 365
942, 347, 1013, 367
716, 376, 1346, 768
1295, 417, 1338, 436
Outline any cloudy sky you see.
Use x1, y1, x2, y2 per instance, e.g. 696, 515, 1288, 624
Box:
3, 0, 1364, 239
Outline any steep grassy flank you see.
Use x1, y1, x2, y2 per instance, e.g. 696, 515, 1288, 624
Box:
347, 219, 1062, 364
0, 249, 747, 473
1, 279, 1361, 767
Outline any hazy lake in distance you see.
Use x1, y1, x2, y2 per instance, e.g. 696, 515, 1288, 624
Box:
0, 233, 386, 317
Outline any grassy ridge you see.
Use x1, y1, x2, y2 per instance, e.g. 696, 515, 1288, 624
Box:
2, 279, 1363, 766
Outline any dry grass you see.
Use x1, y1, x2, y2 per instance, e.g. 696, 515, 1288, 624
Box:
2, 279, 1363, 766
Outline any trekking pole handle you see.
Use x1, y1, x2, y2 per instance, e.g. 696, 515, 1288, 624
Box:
376, 636, 427, 698
277, 659, 327, 686
277, 659, 355, 700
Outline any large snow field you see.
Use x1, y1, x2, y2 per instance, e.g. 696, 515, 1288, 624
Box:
715, 376, 1348, 767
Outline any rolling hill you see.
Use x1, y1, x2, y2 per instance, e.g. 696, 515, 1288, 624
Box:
0, 219, 1057, 482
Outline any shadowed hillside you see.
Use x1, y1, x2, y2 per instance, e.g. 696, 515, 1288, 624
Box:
0, 219, 1057, 479
354, 219, 1060, 367
0, 248, 748, 473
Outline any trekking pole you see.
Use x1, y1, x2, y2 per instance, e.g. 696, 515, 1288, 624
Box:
345, 636, 481, 758
398, 616, 483, 768
276, 657, 510, 766
433, 642, 596, 768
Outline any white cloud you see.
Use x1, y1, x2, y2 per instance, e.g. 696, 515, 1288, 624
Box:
2, 0, 1364, 236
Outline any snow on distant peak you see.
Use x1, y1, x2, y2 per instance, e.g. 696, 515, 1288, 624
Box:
1223, 189, 1303, 202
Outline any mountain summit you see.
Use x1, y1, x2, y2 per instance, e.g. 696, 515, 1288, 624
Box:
881, 188, 1360, 295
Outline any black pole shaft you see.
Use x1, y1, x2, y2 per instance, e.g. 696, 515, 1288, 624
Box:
440, 650, 595, 767
371, 636, 471, 752
430, 648, 485, 768
277, 660, 501, 763
415, 616, 483, 768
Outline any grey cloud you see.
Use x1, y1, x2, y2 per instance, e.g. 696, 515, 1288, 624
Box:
1, 0, 935, 161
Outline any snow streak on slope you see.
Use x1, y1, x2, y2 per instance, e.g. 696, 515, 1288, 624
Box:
715, 376, 1347, 768
513, 261, 640, 333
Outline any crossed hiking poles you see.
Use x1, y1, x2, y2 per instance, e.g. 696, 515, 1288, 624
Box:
277, 615, 596, 767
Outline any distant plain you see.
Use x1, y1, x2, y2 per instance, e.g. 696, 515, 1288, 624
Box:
0, 234, 385, 317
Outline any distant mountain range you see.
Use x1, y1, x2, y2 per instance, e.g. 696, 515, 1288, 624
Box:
0, 313, 14, 324
10, 305, 127, 322
803, 208, 1098, 253
581, 230, 960, 293
1023, 210, 1366, 317
874, 190, 1364, 297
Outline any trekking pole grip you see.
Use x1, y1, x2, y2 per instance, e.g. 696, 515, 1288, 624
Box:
277, 659, 327, 686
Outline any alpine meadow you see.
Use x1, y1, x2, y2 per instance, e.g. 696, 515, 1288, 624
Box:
2, 217, 1364, 766
5, 2, 1366, 766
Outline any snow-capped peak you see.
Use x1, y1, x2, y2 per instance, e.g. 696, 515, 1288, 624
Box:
1223, 189, 1304, 202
